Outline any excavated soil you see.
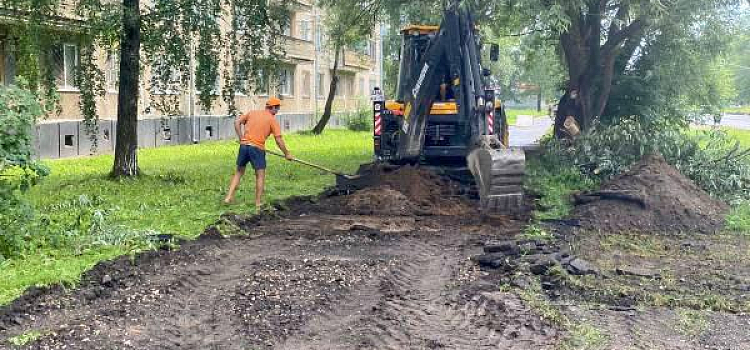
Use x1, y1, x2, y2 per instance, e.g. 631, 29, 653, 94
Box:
572, 154, 729, 234
333, 164, 475, 216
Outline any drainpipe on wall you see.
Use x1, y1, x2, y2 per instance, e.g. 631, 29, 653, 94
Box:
189, 40, 197, 143
312, 6, 319, 128
378, 23, 385, 91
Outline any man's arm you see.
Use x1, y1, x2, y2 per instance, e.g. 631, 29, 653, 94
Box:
274, 135, 293, 160
234, 115, 245, 140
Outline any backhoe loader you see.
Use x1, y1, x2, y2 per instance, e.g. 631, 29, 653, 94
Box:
371, 0, 525, 213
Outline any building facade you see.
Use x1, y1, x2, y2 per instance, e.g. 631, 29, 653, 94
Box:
0, 0, 383, 159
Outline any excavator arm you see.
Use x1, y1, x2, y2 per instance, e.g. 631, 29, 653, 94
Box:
383, 0, 526, 214
395, 2, 485, 160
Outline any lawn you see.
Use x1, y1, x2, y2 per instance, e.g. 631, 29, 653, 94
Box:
723, 106, 750, 115
1, 130, 373, 305
505, 108, 549, 125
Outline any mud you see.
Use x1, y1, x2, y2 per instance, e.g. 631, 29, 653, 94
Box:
572, 154, 729, 234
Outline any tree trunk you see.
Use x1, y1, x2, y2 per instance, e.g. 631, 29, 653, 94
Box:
555, 1, 645, 134
312, 48, 340, 135
536, 89, 542, 112
111, 0, 141, 177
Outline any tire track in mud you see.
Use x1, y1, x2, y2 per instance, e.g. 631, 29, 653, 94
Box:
278, 237, 541, 350
137, 237, 283, 350
358, 239, 506, 349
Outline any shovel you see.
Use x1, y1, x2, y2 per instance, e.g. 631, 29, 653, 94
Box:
266, 149, 361, 181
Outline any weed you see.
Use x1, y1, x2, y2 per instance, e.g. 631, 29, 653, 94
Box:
563, 323, 609, 350
518, 284, 609, 349
521, 224, 552, 240
676, 309, 709, 337
8, 330, 43, 346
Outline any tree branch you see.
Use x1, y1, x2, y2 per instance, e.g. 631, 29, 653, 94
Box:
603, 18, 645, 54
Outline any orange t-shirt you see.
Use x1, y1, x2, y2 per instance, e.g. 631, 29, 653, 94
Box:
239, 110, 282, 150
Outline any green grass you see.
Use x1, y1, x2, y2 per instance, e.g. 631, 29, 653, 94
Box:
505, 108, 549, 125
1, 130, 372, 305
722, 129, 750, 233
725, 128, 750, 148
723, 106, 750, 115
524, 158, 599, 221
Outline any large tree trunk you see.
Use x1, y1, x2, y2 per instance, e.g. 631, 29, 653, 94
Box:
555, 1, 645, 134
312, 48, 340, 135
111, 0, 141, 177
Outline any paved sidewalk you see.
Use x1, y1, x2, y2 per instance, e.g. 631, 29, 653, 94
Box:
508, 115, 553, 148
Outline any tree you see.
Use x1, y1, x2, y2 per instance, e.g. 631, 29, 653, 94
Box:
2, 0, 289, 177
112, 0, 141, 177
311, 0, 382, 135
488, 0, 744, 129
727, 13, 750, 105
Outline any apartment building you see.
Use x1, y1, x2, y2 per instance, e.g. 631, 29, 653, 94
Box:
0, 0, 383, 158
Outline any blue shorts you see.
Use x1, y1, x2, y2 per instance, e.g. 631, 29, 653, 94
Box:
237, 145, 266, 170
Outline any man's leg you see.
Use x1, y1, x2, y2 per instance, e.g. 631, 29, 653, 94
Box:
224, 167, 246, 203
254, 169, 265, 208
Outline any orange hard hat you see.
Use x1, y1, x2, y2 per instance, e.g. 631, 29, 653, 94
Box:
265, 97, 282, 107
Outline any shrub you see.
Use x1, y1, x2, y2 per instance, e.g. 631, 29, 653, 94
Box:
0, 83, 48, 260
344, 107, 372, 132
540, 116, 750, 201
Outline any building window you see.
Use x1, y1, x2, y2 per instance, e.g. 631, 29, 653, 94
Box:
334, 73, 342, 97
368, 39, 377, 57
298, 19, 312, 41
315, 24, 325, 51
255, 70, 269, 95
150, 59, 181, 95
282, 13, 294, 36
53, 43, 78, 89
358, 76, 365, 96
105, 50, 119, 91
316, 72, 325, 98
234, 64, 249, 95
301, 70, 311, 97
279, 67, 294, 96
1, 41, 16, 86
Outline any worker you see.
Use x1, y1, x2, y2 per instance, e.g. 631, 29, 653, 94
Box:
224, 97, 293, 208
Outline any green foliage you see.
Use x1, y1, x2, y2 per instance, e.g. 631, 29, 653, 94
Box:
344, 105, 372, 132
604, 4, 741, 120
525, 156, 598, 220
144, 0, 291, 116
542, 116, 750, 201
0, 84, 49, 260
726, 201, 750, 233
8, 330, 44, 346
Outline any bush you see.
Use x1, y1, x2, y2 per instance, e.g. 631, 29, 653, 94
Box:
344, 107, 372, 132
1, 83, 48, 260
540, 116, 750, 201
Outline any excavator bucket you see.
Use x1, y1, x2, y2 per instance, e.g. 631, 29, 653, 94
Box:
466, 146, 526, 214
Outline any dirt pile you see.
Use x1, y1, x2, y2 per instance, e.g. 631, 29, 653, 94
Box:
343, 187, 418, 215
572, 154, 729, 234
332, 164, 474, 216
